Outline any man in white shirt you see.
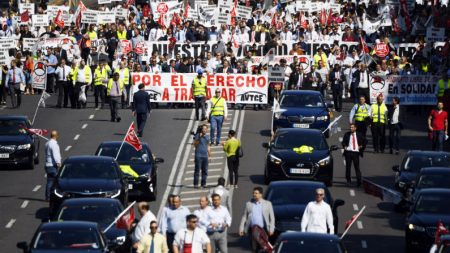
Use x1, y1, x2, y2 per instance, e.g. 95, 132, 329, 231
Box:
132, 202, 157, 247
341, 123, 366, 187
149, 25, 165, 42
300, 188, 334, 234
279, 26, 293, 42
237, 27, 250, 45
207, 194, 232, 253
173, 214, 211, 253
388, 97, 401, 155
193, 196, 212, 232
55, 59, 72, 108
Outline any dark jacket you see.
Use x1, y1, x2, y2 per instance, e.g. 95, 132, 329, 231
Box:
304, 71, 322, 90
256, 31, 270, 43
132, 90, 151, 114
217, 67, 234, 74
288, 71, 307, 89
352, 70, 370, 88
341, 131, 367, 154
329, 70, 344, 91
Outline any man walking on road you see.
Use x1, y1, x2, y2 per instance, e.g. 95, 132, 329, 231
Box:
300, 188, 334, 234
342, 123, 366, 187
388, 97, 402, 154
5, 60, 25, 108
107, 72, 124, 122
371, 94, 388, 153
159, 195, 191, 252
93, 61, 109, 109
45, 131, 61, 201
173, 214, 211, 253
192, 69, 207, 121
207, 194, 231, 253
239, 187, 275, 253
132, 202, 157, 249
223, 130, 241, 188
72, 60, 92, 109
55, 59, 72, 108
136, 221, 169, 253
329, 64, 344, 112
428, 101, 448, 151
349, 96, 371, 138
208, 177, 231, 209
132, 84, 151, 137
193, 196, 212, 232
207, 89, 227, 145
193, 124, 211, 188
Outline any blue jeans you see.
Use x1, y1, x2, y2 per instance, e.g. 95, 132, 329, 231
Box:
210, 115, 224, 144
45, 165, 58, 200
194, 156, 208, 187
432, 130, 445, 151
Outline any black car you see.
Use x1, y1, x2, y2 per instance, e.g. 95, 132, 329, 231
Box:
0, 115, 40, 169
405, 189, 450, 252
17, 221, 111, 253
54, 198, 130, 252
393, 151, 450, 192
95, 141, 163, 201
263, 128, 338, 186
49, 156, 128, 216
265, 181, 344, 237
270, 232, 347, 253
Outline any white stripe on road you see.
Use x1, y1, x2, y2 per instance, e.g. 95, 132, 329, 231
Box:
337, 127, 342, 132
189, 157, 223, 162
5, 219, 16, 228
74, 134, 80, 140
361, 240, 368, 248
21, 200, 29, 208
353, 203, 359, 211
187, 162, 223, 167
357, 221, 364, 229
339, 137, 343, 142
184, 175, 221, 181
81, 124, 88, 129
89, 114, 94, 119
65, 146, 72, 151
180, 189, 209, 195
186, 168, 221, 174
32, 185, 41, 192
349, 189, 355, 196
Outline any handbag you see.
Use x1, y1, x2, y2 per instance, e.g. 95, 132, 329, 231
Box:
208, 98, 222, 123
237, 145, 243, 158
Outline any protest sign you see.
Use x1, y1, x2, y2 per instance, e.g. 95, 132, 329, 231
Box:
426, 26, 446, 43
82, 10, 98, 24
268, 66, 285, 83
0, 38, 16, 49
98, 11, 116, 23
32, 61, 47, 90
131, 73, 268, 104
217, 12, 229, 25
115, 8, 128, 19
118, 40, 132, 55
236, 5, 252, 19
369, 75, 439, 105
195, 0, 209, 7
19, 3, 35, 15
0, 51, 9, 65
23, 38, 38, 52
32, 14, 49, 27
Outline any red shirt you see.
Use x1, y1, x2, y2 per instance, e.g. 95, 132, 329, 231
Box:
430, 110, 448, 131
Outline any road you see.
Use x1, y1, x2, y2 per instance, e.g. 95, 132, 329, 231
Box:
0, 91, 432, 252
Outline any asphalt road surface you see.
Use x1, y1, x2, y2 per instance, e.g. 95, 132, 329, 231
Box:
0, 91, 434, 252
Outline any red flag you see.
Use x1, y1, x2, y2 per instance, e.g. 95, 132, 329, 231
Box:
271, 12, 277, 27
170, 13, 181, 27
28, 128, 49, 136
320, 9, 327, 25
184, 2, 190, 19
359, 36, 370, 54
124, 122, 142, 151
142, 4, 150, 17
126, 0, 135, 7
345, 215, 357, 230
230, 0, 238, 27
116, 206, 135, 230
74, 0, 87, 28
20, 10, 30, 23
299, 12, 308, 29
54, 10, 65, 29
435, 221, 449, 245
327, 9, 333, 25
157, 13, 166, 29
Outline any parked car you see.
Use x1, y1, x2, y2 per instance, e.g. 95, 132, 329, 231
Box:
273, 90, 332, 137
49, 156, 128, 216
270, 231, 347, 253
0, 115, 40, 169
265, 181, 344, 237
17, 221, 111, 253
263, 128, 338, 186
95, 141, 163, 201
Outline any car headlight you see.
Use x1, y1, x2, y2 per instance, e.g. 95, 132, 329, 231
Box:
316, 115, 328, 121
140, 172, 151, 182
408, 223, 425, 232
269, 154, 282, 165
17, 143, 31, 150
115, 236, 126, 245
398, 182, 405, 188
54, 188, 66, 198
275, 114, 286, 120
318, 156, 331, 166
105, 189, 121, 198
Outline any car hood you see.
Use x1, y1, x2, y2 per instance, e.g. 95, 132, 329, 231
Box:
104, 226, 127, 241
271, 149, 329, 163
281, 107, 328, 117
273, 204, 307, 221
408, 213, 450, 226
57, 179, 121, 193
0, 134, 32, 145
399, 171, 417, 183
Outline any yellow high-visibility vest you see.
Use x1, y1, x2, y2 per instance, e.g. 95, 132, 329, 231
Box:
354, 104, 369, 122
72, 66, 92, 85
211, 97, 225, 116
87, 31, 97, 40
192, 77, 207, 97
117, 30, 127, 40
437, 79, 450, 98
107, 78, 124, 95
114, 68, 130, 86
371, 103, 387, 123
94, 67, 108, 86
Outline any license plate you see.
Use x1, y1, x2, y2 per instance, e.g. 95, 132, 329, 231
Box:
290, 168, 311, 174
0, 153, 9, 158
128, 184, 133, 190
293, 124, 309, 128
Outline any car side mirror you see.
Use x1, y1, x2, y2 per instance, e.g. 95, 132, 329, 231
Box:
392, 165, 400, 172
154, 157, 164, 164
334, 199, 345, 207
262, 142, 270, 149
330, 145, 339, 151
17, 241, 28, 251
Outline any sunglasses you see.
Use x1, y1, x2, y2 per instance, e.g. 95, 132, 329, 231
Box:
316, 193, 324, 196
150, 226, 158, 229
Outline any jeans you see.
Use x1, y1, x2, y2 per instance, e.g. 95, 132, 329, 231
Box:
45, 165, 58, 200
194, 156, 208, 187
389, 123, 401, 151
432, 130, 445, 151
210, 115, 224, 144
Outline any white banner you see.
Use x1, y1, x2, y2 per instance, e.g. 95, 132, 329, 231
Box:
82, 10, 98, 24
32, 14, 49, 27
98, 11, 116, 24
98, 0, 112, 4
131, 73, 269, 104
19, 3, 35, 15
236, 5, 252, 19
23, 38, 38, 52
0, 51, 10, 65
32, 61, 47, 90
0, 38, 16, 50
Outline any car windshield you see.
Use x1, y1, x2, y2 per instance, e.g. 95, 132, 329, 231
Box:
0, 119, 29, 136
60, 160, 119, 179
273, 131, 328, 150
97, 144, 151, 164
33, 229, 101, 250
280, 94, 324, 108
266, 186, 329, 206
403, 154, 450, 172
414, 194, 450, 214
417, 174, 450, 189
276, 240, 343, 253
58, 203, 122, 228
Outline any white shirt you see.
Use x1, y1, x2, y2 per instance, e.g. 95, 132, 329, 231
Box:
220, 30, 232, 43
359, 71, 369, 88
149, 28, 165, 42
193, 206, 212, 232
346, 132, 359, 152
391, 105, 400, 124
173, 228, 210, 253
207, 205, 232, 232
301, 201, 334, 234
76, 67, 89, 83
131, 210, 157, 243
147, 64, 161, 73
55, 65, 72, 81
237, 32, 249, 44
280, 31, 293, 42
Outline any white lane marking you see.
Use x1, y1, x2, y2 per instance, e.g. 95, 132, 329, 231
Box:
186, 168, 221, 174
0, 105, 6, 110
349, 189, 355, 196
157, 110, 196, 220
74, 134, 80, 140
340, 149, 344, 154
337, 127, 341, 132
21, 200, 29, 208
189, 157, 223, 162
32, 185, 41, 192
65, 146, 72, 151
339, 137, 343, 142
361, 240, 368, 248
357, 221, 364, 229
187, 162, 223, 167
184, 174, 221, 181
89, 114, 94, 119
95, 107, 100, 111
5, 219, 16, 228
353, 203, 359, 211
180, 189, 209, 195
180, 196, 202, 201
81, 124, 88, 129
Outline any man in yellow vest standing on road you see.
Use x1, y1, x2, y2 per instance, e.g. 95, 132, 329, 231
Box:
94, 61, 109, 109
436, 72, 450, 102
207, 88, 228, 145
370, 94, 388, 153
349, 95, 371, 138
107, 72, 125, 122
115, 62, 130, 108
192, 69, 207, 121
72, 60, 92, 109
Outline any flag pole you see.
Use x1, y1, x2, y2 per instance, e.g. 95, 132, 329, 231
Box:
322, 115, 342, 134
340, 205, 366, 240
103, 201, 136, 234
115, 122, 133, 161
32, 91, 45, 125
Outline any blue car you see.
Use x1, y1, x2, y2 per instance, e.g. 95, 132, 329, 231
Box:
273, 90, 332, 137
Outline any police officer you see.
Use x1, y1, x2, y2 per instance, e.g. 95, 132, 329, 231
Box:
349, 95, 371, 137
93, 61, 109, 109
107, 72, 124, 122
207, 89, 228, 146
192, 69, 207, 121
370, 94, 388, 153
436, 72, 450, 102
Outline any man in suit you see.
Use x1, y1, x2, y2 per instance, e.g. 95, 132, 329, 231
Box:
352, 63, 370, 103
288, 65, 307, 90
341, 123, 366, 187
329, 64, 344, 111
239, 187, 275, 253
305, 66, 322, 91
132, 84, 151, 137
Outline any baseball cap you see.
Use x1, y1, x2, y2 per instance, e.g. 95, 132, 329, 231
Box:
197, 69, 203, 75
